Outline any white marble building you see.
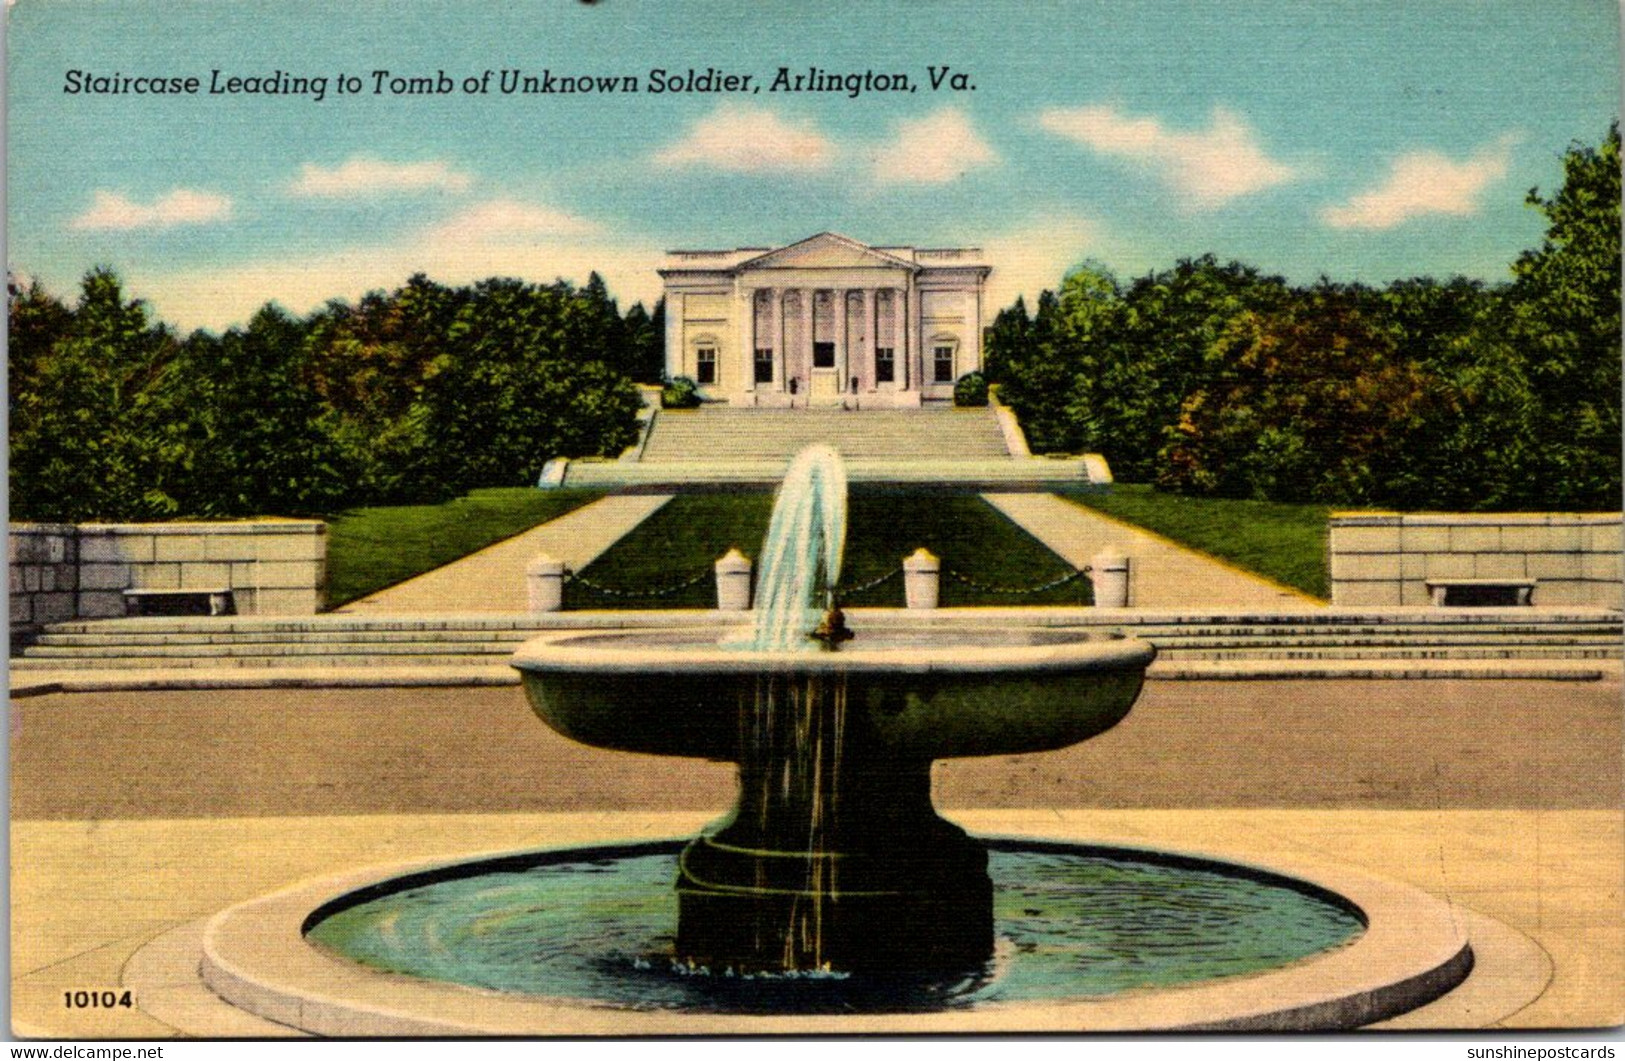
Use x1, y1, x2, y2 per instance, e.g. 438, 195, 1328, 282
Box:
659, 232, 990, 407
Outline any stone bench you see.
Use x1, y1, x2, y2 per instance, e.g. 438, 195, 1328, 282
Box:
123, 588, 235, 617
1425, 578, 1537, 607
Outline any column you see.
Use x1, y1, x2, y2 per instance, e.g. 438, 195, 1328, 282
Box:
909, 281, 924, 393
897, 287, 910, 391
859, 288, 873, 391
837, 287, 850, 396
742, 287, 756, 393
769, 288, 784, 392
799, 289, 814, 401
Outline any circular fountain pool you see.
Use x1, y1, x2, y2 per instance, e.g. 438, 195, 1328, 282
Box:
304, 839, 1366, 1015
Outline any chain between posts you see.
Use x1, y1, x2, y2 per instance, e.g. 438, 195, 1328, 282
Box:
942, 565, 1092, 596
834, 566, 903, 599
563, 566, 714, 600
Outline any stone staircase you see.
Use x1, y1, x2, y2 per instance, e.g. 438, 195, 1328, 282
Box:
640, 407, 1012, 463
13, 609, 1621, 675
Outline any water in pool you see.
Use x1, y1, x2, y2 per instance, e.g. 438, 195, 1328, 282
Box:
307, 841, 1365, 1015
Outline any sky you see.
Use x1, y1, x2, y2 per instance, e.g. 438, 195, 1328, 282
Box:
5, 0, 1620, 333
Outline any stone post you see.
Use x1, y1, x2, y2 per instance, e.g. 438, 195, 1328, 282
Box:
526, 554, 567, 613
1091, 548, 1130, 608
903, 548, 940, 609
715, 548, 753, 611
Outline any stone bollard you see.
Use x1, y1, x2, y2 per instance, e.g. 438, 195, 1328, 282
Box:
715, 548, 753, 611
1091, 547, 1130, 608
526, 554, 567, 613
903, 548, 940, 610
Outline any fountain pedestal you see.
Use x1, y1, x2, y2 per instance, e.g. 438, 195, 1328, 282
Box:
674, 676, 994, 972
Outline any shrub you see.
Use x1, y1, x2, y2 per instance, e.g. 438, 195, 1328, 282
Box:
953, 371, 989, 407
662, 375, 703, 409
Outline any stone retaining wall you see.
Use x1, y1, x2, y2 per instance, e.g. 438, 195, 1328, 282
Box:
1329, 512, 1622, 608
9, 524, 80, 629
10, 521, 326, 629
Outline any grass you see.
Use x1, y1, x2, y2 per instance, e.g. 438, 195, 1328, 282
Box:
324, 488, 603, 607
565, 490, 1092, 610
1058, 484, 1329, 599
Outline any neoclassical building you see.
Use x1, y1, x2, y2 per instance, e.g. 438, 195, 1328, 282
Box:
659, 232, 990, 407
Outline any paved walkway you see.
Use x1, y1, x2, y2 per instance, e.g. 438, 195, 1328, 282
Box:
983, 493, 1319, 608
336, 495, 672, 614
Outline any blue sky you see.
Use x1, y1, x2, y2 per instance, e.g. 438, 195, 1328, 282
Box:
6, 0, 1619, 332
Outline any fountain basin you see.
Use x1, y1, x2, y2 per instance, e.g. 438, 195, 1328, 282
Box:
512, 625, 1155, 761
512, 623, 1155, 974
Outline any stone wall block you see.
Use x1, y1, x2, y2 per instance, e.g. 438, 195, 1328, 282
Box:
154, 535, 209, 562
249, 560, 321, 589
131, 564, 183, 590
80, 534, 155, 563
1331, 581, 1402, 606
204, 535, 264, 562
1398, 526, 1451, 552
11, 595, 32, 624
79, 563, 132, 590
1587, 523, 1623, 553
1332, 525, 1402, 553
77, 590, 126, 618
34, 592, 76, 623
1528, 553, 1584, 580
1472, 553, 1527, 579
1531, 581, 1590, 606
9, 567, 24, 594
1423, 554, 1476, 579
253, 588, 319, 615
23, 568, 41, 592
1501, 525, 1571, 551
1400, 554, 1427, 579
1448, 526, 1501, 552
180, 563, 232, 589
248, 531, 327, 562
1333, 552, 1402, 582
1582, 553, 1622, 582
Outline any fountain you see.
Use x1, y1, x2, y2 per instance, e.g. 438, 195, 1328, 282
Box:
514, 445, 1154, 975
187, 446, 1479, 1032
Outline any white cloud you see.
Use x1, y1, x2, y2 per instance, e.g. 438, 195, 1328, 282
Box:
1320, 133, 1522, 230
288, 157, 473, 198
981, 213, 1109, 310
70, 188, 233, 231
653, 103, 835, 173
124, 198, 658, 332
870, 108, 998, 185
1038, 104, 1300, 210
425, 199, 602, 243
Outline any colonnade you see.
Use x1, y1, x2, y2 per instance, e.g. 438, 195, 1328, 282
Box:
744, 286, 921, 397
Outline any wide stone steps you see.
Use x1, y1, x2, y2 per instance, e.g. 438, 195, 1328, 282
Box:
15, 610, 1621, 671
640, 409, 1011, 463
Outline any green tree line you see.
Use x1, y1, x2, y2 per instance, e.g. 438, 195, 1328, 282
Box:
9, 270, 664, 522
988, 126, 1621, 511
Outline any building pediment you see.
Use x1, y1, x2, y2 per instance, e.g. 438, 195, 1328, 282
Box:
737, 233, 918, 273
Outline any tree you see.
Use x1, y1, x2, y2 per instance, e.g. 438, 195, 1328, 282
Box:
167, 305, 352, 516
1500, 124, 1622, 508
9, 268, 185, 522
1160, 285, 1432, 503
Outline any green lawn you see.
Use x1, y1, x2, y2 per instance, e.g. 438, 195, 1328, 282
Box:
324, 488, 603, 607
1058, 484, 1329, 599
565, 491, 1092, 610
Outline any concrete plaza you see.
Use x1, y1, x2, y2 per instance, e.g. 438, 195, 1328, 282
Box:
9, 676, 1621, 1036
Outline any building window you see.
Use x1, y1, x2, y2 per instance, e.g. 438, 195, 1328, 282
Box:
875, 347, 895, 383
933, 344, 955, 383
754, 348, 774, 384
813, 341, 836, 368
696, 347, 717, 384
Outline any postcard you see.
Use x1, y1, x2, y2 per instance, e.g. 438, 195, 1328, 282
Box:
7, 0, 1622, 1042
